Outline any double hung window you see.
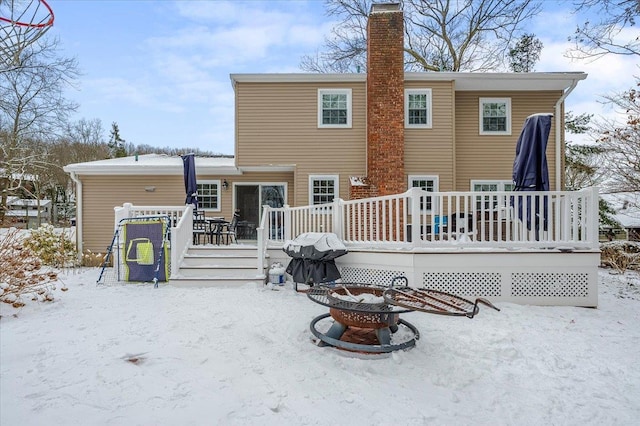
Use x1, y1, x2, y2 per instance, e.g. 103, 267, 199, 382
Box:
405, 89, 432, 128
197, 180, 221, 211
471, 180, 515, 217
479, 98, 511, 135
409, 175, 439, 212
309, 175, 338, 212
318, 89, 352, 128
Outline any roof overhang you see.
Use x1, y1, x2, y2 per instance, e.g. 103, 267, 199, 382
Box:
231, 71, 587, 92
63, 154, 242, 176
62, 166, 243, 176
406, 72, 588, 91
238, 164, 296, 173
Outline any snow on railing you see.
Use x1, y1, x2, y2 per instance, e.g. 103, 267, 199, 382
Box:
263, 187, 600, 250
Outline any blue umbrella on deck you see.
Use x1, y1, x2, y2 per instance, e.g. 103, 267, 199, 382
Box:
512, 113, 553, 237
181, 153, 198, 210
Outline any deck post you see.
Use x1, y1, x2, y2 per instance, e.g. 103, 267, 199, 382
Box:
589, 187, 600, 250
282, 205, 291, 241
410, 188, 421, 245
332, 198, 343, 239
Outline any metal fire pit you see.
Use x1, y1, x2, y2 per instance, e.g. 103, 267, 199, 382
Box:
307, 283, 418, 353
307, 277, 499, 354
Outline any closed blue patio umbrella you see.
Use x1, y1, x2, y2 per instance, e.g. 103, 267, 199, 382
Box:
181, 153, 198, 210
512, 113, 553, 236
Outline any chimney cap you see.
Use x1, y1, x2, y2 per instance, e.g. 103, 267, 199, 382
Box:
370, 2, 401, 13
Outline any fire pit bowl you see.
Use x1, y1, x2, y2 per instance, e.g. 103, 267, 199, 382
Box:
307, 283, 418, 353
306, 279, 500, 354
326, 286, 399, 329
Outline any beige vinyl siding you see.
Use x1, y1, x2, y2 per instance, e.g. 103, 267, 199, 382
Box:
79, 174, 238, 253
404, 80, 455, 191
227, 171, 294, 207
455, 90, 561, 191
235, 82, 367, 206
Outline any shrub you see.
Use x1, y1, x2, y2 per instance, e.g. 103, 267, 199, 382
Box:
0, 228, 66, 308
23, 224, 79, 268
600, 241, 640, 273
83, 249, 107, 267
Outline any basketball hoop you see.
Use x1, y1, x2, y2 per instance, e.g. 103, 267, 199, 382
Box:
0, 0, 54, 69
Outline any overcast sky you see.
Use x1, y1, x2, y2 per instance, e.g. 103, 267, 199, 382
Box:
49, 0, 638, 155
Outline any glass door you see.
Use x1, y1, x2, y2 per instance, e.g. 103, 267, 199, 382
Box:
235, 184, 286, 240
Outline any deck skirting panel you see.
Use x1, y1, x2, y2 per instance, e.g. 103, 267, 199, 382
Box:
332, 250, 599, 307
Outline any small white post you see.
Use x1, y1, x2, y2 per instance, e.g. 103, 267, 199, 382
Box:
332, 198, 343, 239
283, 205, 292, 241
410, 187, 421, 245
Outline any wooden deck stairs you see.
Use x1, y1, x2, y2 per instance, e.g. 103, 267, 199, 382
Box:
170, 245, 268, 287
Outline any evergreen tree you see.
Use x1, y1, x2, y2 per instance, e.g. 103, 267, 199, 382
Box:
564, 112, 619, 228
508, 34, 543, 72
108, 122, 127, 158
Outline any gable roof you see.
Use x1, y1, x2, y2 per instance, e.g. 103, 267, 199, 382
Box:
230, 71, 587, 91
63, 154, 240, 176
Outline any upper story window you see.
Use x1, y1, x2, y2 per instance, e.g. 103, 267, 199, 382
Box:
318, 89, 352, 128
309, 175, 338, 208
405, 89, 432, 128
197, 180, 221, 211
409, 175, 439, 211
479, 97, 511, 135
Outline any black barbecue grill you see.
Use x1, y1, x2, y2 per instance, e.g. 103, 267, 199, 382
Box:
283, 232, 348, 292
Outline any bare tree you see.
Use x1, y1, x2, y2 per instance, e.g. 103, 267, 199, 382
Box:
568, 0, 640, 59
594, 78, 640, 195
64, 118, 105, 146
0, 36, 79, 223
301, 0, 541, 72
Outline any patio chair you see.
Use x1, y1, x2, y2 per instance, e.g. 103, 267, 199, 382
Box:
450, 212, 475, 240
219, 212, 240, 244
192, 210, 208, 245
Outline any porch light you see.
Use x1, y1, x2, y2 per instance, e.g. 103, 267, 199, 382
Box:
222, 179, 229, 190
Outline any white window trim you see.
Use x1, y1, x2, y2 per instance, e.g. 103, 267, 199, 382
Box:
471, 180, 514, 192
471, 179, 515, 219
309, 174, 339, 209
479, 97, 511, 135
408, 175, 439, 212
318, 89, 352, 128
405, 88, 432, 128
197, 179, 222, 212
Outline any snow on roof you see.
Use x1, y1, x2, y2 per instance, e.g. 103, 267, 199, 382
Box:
7, 198, 51, 207
5, 210, 47, 217
63, 154, 240, 176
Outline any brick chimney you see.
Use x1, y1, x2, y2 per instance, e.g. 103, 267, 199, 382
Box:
351, 2, 405, 199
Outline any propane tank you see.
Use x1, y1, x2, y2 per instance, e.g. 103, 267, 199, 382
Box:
268, 262, 286, 285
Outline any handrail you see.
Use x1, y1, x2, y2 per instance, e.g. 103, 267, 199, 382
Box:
114, 187, 599, 284
171, 205, 193, 279
263, 187, 600, 251
256, 204, 270, 276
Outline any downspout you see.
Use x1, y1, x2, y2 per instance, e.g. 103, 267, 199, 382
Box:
554, 79, 579, 191
69, 171, 83, 263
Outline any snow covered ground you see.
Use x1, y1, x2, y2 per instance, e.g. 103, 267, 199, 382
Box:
1, 268, 639, 425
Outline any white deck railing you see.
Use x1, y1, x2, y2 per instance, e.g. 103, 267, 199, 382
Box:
260, 187, 600, 251
114, 187, 599, 279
